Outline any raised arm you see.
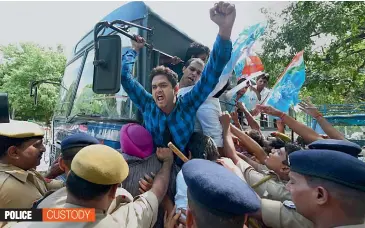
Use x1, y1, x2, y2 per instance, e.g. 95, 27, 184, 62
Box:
237, 102, 261, 132
230, 123, 268, 165
249, 85, 261, 101
257, 105, 322, 144
150, 148, 174, 203
219, 112, 240, 163
182, 2, 235, 109
298, 99, 345, 140
121, 36, 153, 112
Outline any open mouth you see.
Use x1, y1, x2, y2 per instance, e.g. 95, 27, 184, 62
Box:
157, 95, 164, 102
188, 77, 194, 83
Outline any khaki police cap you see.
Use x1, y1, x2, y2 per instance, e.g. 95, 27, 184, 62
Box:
71, 144, 129, 185
0, 121, 44, 138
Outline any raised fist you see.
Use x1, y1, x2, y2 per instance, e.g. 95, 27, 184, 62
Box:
210, 2, 236, 30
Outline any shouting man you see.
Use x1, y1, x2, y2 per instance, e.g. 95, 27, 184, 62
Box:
121, 2, 236, 163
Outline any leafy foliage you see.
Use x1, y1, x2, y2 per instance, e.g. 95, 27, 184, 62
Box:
0, 43, 66, 123
261, 1, 365, 104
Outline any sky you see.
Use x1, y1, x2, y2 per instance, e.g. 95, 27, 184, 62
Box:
0, 1, 290, 59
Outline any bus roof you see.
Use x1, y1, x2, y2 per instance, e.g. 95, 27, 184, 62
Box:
72, 1, 196, 58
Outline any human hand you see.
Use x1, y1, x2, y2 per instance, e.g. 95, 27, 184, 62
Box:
210, 2, 236, 35
217, 157, 236, 172
298, 98, 321, 118
164, 206, 183, 228
256, 104, 283, 117
179, 209, 187, 227
138, 172, 155, 194
45, 156, 64, 179
230, 110, 240, 124
131, 35, 145, 52
171, 56, 183, 65
157, 147, 174, 163
219, 111, 232, 129
237, 102, 247, 112
250, 107, 261, 116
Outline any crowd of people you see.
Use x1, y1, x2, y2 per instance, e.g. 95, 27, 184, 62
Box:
0, 2, 364, 228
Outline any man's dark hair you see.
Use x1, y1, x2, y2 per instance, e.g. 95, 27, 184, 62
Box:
269, 138, 286, 149
184, 58, 204, 68
0, 135, 42, 158
184, 42, 210, 62
187, 191, 245, 228
257, 73, 269, 82
150, 66, 178, 88
282, 143, 302, 165
186, 132, 219, 161
305, 176, 365, 219
66, 171, 113, 201
246, 130, 265, 147
296, 136, 306, 147
61, 146, 84, 169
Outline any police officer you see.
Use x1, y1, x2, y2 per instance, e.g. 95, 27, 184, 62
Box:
182, 159, 261, 228
287, 149, 365, 227
236, 143, 301, 202
14, 144, 174, 228
0, 121, 64, 208
220, 113, 299, 203
36, 133, 103, 208
248, 140, 363, 228
308, 139, 362, 157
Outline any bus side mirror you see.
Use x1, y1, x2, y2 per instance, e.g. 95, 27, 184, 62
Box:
93, 35, 121, 94
0, 93, 10, 123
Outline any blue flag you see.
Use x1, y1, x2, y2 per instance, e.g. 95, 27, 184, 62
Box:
220, 23, 266, 77
232, 23, 266, 78
264, 51, 306, 115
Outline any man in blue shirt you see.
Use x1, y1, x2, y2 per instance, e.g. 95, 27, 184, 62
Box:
121, 2, 235, 162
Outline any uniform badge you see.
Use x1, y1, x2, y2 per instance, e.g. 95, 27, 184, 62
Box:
283, 200, 296, 209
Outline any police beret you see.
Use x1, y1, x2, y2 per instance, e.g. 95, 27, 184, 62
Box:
308, 139, 361, 157
0, 121, 44, 138
61, 133, 100, 151
289, 149, 365, 192
182, 159, 260, 216
71, 144, 129, 185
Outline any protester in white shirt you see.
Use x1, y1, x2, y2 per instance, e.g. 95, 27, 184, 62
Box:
240, 73, 272, 126
174, 133, 220, 217
178, 58, 231, 149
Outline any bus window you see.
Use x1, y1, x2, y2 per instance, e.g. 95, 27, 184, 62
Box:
54, 57, 83, 117
70, 30, 139, 120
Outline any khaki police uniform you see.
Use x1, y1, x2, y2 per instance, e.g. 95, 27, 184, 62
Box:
0, 164, 63, 208
256, 163, 270, 173
12, 144, 160, 228
12, 191, 158, 228
0, 121, 64, 209
261, 199, 314, 228
37, 186, 134, 212
236, 159, 291, 202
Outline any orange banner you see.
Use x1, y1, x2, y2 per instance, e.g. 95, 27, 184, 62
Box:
42, 208, 95, 222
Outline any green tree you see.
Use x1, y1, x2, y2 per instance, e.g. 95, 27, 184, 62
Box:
0, 43, 66, 123
261, 1, 365, 104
